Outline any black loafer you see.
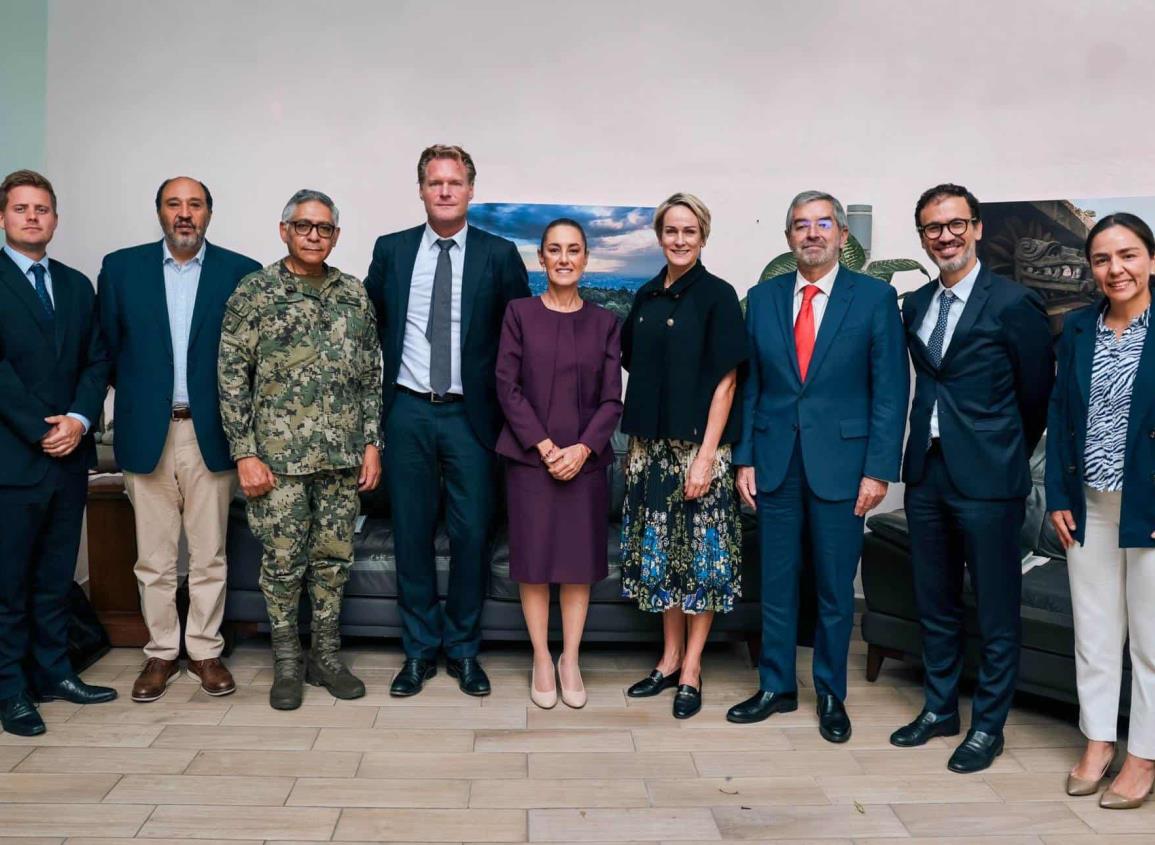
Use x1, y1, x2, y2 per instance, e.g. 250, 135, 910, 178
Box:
37, 674, 118, 705
626, 668, 681, 698
817, 694, 852, 743
389, 658, 436, 697
947, 729, 1004, 773
890, 709, 961, 748
0, 692, 46, 736
726, 690, 798, 724
446, 657, 491, 696
672, 682, 702, 719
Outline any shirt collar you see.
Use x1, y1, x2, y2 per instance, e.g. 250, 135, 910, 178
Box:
1096, 305, 1150, 336
794, 263, 839, 298
423, 222, 468, 252
3, 243, 48, 275
162, 240, 207, 267
937, 259, 981, 303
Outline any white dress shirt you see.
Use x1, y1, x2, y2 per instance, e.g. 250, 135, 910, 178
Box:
916, 259, 981, 439
3, 243, 90, 432
792, 263, 839, 331
398, 223, 467, 395
162, 240, 206, 407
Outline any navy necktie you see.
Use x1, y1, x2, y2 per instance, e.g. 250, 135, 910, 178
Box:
30, 263, 54, 318
926, 289, 956, 368
425, 238, 454, 396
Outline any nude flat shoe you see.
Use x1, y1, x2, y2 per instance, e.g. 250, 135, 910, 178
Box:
558, 658, 586, 709
530, 662, 557, 710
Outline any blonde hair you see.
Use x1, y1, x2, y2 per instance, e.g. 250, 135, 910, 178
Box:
653, 192, 711, 242
417, 144, 476, 185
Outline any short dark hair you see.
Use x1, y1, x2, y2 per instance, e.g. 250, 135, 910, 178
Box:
417, 145, 476, 185
1085, 212, 1155, 262
0, 169, 57, 211
914, 183, 981, 228
539, 217, 588, 252
154, 177, 213, 212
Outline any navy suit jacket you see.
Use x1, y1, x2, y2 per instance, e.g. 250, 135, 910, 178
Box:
97, 240, 260, 473
902, 266, 1054, 499
734, 267, 909, 501
365, 224, 531, 449
1045, 301, 1155, 547
0, 250, 109, 488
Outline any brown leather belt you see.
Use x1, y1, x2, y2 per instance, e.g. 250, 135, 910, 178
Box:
171, 406, 192, 420
395, 384, 464, 404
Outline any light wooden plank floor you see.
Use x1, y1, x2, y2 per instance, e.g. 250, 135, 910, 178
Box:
0, 624, 1145, 844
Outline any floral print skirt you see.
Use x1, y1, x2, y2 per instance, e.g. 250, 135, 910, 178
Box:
620, 437, 742, 614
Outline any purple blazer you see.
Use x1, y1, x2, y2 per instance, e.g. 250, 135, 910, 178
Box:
495, 297, 623, 471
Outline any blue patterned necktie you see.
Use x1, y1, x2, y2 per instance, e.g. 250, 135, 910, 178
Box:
30, 263, 54, 318
926, 289, 956, 367
425, 238, 455, 396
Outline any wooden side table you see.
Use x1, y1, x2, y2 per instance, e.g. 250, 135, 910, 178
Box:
86, 473, 149, 647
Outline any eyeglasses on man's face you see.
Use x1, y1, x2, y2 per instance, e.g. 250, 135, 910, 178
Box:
287, 219, 336, 239
917, 218, 978, 239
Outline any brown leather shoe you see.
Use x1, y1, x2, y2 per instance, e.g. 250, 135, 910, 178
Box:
131, 658, 180, 702
186, 658, 236, 696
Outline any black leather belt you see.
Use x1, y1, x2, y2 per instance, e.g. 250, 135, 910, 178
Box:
396, 384, 464, 404
172, 406, 192, 420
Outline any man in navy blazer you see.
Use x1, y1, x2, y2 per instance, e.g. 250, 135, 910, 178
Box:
727, 191, 908, 742
365, 145, 530, 697
890, 183, 1054, 773
98, 177, 260, 702
0, 170, 115, 736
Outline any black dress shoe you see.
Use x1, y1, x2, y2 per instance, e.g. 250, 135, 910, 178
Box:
672, 682, 702, 719
947, 729, 1004, 773
446, 657, 491, 696
890, 709, 961, 748
389, 658, 436, 697
0, 692, 46, 736
627, 668, 681, 698
726, 690, 798, 724
37, 674, 118, 705
817, 694, 852, 743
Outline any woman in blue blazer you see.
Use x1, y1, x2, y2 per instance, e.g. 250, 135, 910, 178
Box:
1046, 212, 1155, 809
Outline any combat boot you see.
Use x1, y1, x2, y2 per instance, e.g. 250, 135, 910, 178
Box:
306, 619, 365, 700
269, 627, 303, 710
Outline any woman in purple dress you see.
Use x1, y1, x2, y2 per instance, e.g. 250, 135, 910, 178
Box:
495, 218, 623, 709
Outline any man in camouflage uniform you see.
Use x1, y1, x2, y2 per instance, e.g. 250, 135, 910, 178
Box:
219, 189, 383, 710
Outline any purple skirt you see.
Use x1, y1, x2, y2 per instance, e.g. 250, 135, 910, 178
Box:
505, 462, 609, 585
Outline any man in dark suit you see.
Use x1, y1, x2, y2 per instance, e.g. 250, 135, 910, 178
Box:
0, 169, 115, 736
98, 177, 260, 703
365, 145, 530, 697
727, 191, 909, 742
890, 183, 1054, 772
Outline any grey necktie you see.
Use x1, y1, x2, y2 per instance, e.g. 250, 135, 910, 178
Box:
426, 238, 455, 396
926, 289, 956, 368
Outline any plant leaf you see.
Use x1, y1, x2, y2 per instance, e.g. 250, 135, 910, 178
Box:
842, 234, 867, 271
862, 258, 932, 284
759, 252, 797, 283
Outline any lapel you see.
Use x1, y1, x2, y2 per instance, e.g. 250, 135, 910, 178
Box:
1124, 310, 1155, 456
393, 226, 424, 359
46, 259, 70, 356
805, 268, 855, 382
461, 226, 487, 346
939, 267, 991, 370
772, 275, 802, 384
0, 249, 56, 340
146, 241, 176, 360
1071, 306, 1098, 414
187, 242, 215, 351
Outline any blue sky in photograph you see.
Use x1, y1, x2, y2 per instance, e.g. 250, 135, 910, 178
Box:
470, 203, 664, 285
1076, 196, 1155, 225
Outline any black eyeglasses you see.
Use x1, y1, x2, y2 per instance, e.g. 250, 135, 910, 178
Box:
287, 220, 336, 238
917, 218, 977, 239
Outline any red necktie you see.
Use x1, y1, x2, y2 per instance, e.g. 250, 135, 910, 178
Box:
794, 284, 821, 381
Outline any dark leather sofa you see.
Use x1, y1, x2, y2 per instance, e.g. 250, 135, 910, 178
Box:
860, 436, 1132, 710
223, 433, 765, 646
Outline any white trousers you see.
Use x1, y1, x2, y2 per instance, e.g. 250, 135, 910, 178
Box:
1067, 486, 1155, 758
124, 420, 237, 661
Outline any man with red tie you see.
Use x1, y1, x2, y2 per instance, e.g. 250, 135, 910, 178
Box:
726, 191, 909, 742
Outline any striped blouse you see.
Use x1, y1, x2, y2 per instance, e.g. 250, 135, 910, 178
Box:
1084, 307, 1149, 492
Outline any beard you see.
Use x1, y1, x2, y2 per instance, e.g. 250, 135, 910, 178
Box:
794, 242, 838, 269
165, 226, 205, 254
930, 241, 975, 274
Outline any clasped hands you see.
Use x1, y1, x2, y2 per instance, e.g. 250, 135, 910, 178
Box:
237, 445, 381, 499
41, 415, 84, 458
536, 438, 590, 482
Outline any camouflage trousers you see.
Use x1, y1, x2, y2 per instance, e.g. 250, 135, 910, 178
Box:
247, 468, 360, 633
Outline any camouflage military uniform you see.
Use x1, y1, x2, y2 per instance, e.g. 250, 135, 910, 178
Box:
218, 260, 382, 640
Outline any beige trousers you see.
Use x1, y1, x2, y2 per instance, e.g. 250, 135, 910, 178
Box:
1067, 486, 1155, 759
124, 420, 237, 661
